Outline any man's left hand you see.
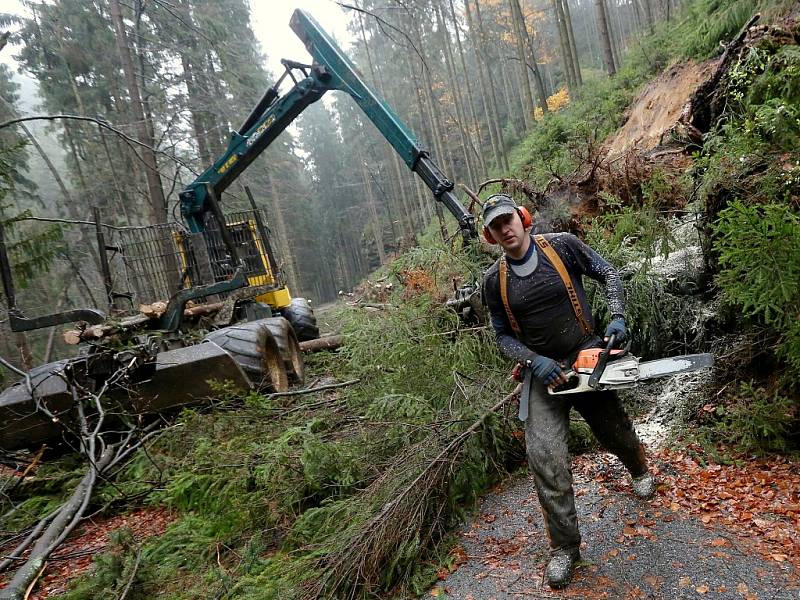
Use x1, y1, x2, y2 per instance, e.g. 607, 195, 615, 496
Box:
604, 317, 627, 345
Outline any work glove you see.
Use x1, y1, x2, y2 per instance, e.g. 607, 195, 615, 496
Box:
528, 355, 563, 386
604, 317, 627, 345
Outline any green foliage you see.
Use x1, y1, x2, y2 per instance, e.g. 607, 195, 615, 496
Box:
582, 191, 701, 358
692, 381, 797, 455
712, 201, 800, 377
0, 144, 62, 292
59, 529, 140, 600
679, 0, 760, 59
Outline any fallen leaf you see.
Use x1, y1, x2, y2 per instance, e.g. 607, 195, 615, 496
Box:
771, 553, 788, 562
709, 538, 728, 547
696, 584, 709, 593
643, 575, 663, 589
679, 577, 692, 588
737, 582, 749, 594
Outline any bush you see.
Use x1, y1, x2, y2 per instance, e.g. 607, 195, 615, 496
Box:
693, 381, 797, 455
712, 201, 800, 377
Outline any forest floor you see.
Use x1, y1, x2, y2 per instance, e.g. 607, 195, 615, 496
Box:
433, 434, 800, 600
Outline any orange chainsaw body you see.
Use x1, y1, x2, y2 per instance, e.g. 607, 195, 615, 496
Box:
572, 348, 628, 372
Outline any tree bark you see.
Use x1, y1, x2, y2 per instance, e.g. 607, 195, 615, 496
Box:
561, 0, 583, 86
435, 2, 478, 188
512, 0, 550, 117
109, 0, 167, 224
468, 0, 509, 171
357, 10, 416, 240
448, 0, 487, 177
508, 0, 535, 130
265, 169, 299, 292
595, 0, 617, 76
551, 0, 577, 90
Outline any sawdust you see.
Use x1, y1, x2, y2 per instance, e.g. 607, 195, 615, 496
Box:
605, 59, 719, 159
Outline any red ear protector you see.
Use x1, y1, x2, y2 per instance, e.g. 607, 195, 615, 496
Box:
482, 206, 532, 245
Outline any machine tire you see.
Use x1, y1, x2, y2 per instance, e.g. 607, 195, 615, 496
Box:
204, 322, 288, 392
281, 297, 319, 342
261, 317, 305, 384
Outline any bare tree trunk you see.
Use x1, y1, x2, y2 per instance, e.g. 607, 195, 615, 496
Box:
551, 0, 577, 90
595, 0, 617, 76
642, 0, 655, 33
0, 96, 73, 206
265, 170, 299, 292
359, 158, 386, 265
508, 0, 535, 130
13, 332, 34, 370
181, 54, 212, 166
435, 3, 478, 188
448, 0, 487, 177
513, 0, 550, 117
561, 0, 583, 86
358, 9, 417, 240
468, 0, 509, 171
109, 0, 167, 224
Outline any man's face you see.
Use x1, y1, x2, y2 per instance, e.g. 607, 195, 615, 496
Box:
488, 211, 526, 254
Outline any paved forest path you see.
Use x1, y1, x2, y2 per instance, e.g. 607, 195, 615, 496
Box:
435, 445, 799, 600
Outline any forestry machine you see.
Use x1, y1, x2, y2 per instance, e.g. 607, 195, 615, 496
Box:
0, 9, 477, 450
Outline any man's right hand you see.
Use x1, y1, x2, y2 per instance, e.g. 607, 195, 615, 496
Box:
529, 355, 569, 387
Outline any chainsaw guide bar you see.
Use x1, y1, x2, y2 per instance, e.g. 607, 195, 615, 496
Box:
548, 352, 715, 395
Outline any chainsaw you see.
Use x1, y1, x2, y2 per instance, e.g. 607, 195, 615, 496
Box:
548, 334, 714, 395
511, 335, 714, 396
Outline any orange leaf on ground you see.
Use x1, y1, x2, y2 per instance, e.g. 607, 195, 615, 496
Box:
696, 584, 709, 593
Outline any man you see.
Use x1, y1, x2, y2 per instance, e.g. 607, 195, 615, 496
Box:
481, 194, 655, 589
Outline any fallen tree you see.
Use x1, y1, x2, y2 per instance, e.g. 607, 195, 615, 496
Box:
0, 352, 160, 599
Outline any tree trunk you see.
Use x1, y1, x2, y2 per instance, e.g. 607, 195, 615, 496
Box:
109, 0, 167, 224
468, 0, 509, 171
508, 0, 535, 130
265, 170, 299, 292
595, 0, 617, 76
181, 54, 212, 166
642, 0, 655, 33
512, 0, 550, 117
551, 0, 577, 90
448, 0, 487, 177
561, 0, 583, 86
436, 3, 478, 188
358, 10, 416, 240
359, 158, 386, 265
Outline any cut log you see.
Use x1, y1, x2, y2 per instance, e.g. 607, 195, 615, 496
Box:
299, 335, 342, 353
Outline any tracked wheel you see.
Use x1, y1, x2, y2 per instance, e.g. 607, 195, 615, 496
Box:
261, 317, 305, 385
281, 297, 319, 342
204, 321, 288, 392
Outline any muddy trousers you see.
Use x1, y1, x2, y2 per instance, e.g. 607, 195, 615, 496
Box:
524, 381, 648, 554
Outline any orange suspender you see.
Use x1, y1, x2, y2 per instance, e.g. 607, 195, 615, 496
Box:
499, 256, 522, 337
498, 235, 593, 338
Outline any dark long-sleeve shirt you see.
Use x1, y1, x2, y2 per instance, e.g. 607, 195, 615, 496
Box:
482, 233, 625, 363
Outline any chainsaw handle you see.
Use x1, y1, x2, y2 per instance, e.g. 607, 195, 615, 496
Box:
587, 334, 616, 389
